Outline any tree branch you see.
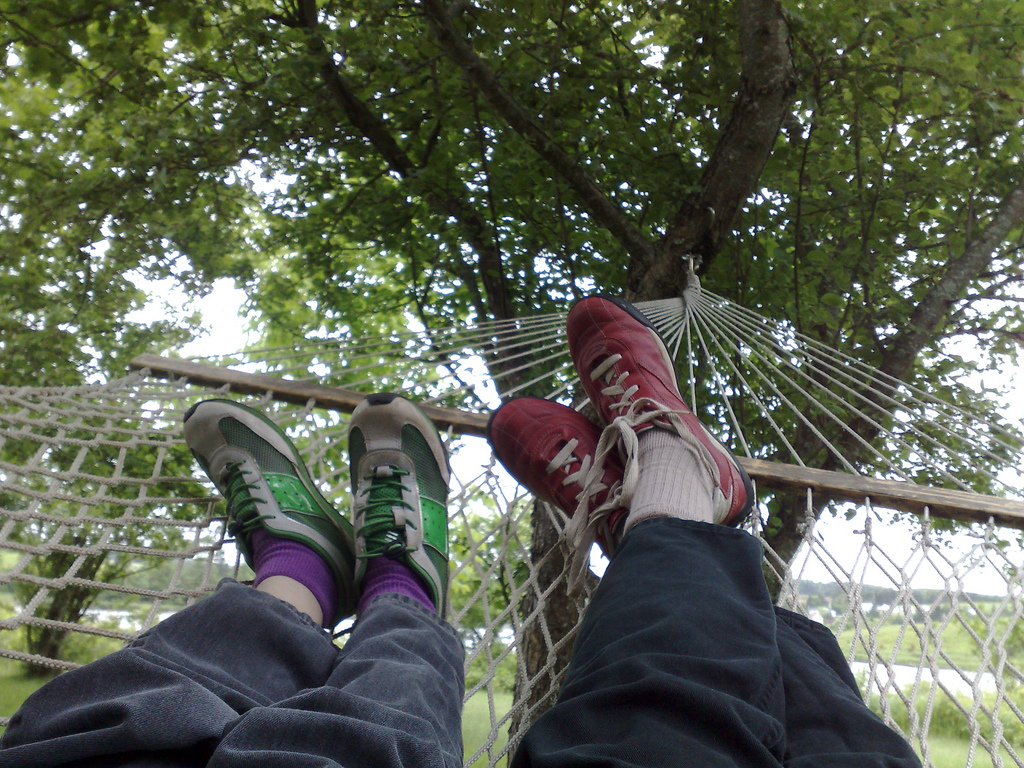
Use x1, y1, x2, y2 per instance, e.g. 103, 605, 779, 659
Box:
418, 0, 657, 268
628, 0, 797, 300
800, 175, 1024, 477
880, 176, 1024, 381
292, 0, 516, 323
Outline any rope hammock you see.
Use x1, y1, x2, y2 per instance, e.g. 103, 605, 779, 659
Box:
1, 283, 1022, 768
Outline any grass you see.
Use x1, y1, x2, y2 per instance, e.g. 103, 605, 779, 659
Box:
923, 735, 1016, 768
463, 691, 513, 768
0, 664, 50, 738
835, 619, 1012, 671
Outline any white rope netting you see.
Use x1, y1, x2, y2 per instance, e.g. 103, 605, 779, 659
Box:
1, 292, 1022, 768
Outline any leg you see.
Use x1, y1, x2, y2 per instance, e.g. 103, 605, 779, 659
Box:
490, 295, 922, 768
512, 524, 922, 768
3, 394, 464, 768
775, 609, 921, 767
209, 593, 464, 768
514, 518, 787, 768
207, 393, 464, 767
2, 586, 464, 768
3, 398, 360, 766
0, 580, 339, 768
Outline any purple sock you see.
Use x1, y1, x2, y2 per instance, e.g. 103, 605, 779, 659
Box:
251, 529, 337, 626
357, 557, 434, 615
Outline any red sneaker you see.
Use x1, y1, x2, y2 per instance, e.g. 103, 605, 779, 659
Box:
566, 295, 754, 526
487, 397, 627, 555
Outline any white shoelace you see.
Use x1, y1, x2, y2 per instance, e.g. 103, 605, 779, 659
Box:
589, 353, 639, 415
547, 436, 622, 544
546, 438, 595, 493
563, 398, 724, 590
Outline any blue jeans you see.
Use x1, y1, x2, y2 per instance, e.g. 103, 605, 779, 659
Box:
1, 520, 921, 767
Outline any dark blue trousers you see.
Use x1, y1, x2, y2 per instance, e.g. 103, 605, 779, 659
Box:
1, 519, 921, 767
513, 519, 922, 767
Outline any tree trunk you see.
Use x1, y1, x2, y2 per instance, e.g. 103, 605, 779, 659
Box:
507, 500, 592, 756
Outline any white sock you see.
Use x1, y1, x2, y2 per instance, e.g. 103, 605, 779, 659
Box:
624, 428, 716, 531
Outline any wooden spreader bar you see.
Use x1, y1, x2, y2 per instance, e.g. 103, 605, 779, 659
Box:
130, 354, 490, 437
131, 354, 1024, 530
741, 457, 1024, 530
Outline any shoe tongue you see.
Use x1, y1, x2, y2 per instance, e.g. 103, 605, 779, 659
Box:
223, 463, 249, 495
363, 466, 409, 554
367, 465, 404, 507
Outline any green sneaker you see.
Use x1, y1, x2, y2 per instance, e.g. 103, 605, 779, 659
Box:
347, 393, 451, 615
183, 399, 357, 622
